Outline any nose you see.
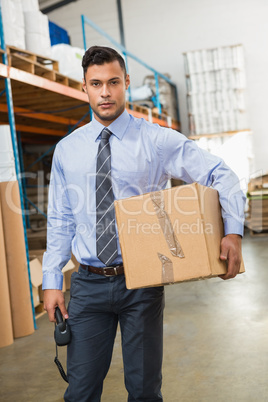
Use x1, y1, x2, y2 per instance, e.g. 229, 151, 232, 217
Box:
101, 84, 110, 98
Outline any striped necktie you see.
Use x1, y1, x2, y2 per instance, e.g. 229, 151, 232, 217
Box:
96, 127, 118, 266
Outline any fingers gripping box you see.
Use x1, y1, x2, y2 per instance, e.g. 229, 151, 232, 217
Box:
114, 183, 244, 289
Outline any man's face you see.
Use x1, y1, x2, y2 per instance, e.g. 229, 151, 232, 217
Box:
83, 60, 130, 126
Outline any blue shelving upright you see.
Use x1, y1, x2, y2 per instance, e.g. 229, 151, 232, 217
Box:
0, 4, 37, 329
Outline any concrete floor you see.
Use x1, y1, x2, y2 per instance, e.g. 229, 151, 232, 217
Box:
0, 230, 267, 402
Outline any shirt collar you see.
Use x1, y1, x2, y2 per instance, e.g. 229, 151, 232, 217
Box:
92, 109, 130, 141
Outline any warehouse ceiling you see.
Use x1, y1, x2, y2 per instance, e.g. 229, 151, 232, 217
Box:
39, 0, 78, 14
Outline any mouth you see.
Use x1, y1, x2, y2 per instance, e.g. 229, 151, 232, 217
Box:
99, 102, 115, 109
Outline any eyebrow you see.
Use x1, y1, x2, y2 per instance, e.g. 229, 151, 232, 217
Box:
89, 76, 121, 83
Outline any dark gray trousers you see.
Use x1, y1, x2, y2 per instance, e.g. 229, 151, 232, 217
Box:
64, 266, 164, 402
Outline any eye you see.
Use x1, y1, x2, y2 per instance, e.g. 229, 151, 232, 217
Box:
91, 82, 100, 87
111, 80, 119, 85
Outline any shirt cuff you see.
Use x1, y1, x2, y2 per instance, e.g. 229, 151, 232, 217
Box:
42, 273, 64, 290
224, 218, 244, 237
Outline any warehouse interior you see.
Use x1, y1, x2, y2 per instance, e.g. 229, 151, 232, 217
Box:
0, 0, 267, 401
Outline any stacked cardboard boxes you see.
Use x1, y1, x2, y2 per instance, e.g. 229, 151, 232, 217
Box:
246, 174, 268, 235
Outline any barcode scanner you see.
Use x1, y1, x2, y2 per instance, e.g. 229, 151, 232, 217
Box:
54, 307, 71, 346
54, 307, 71, 383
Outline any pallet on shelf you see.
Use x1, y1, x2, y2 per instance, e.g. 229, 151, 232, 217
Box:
6, 45, 59, 70
126, 102, 180, 130
0, 46, 180, 142
6, 45, 83, 91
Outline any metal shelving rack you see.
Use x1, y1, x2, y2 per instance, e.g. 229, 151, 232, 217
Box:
0, 5, 37, 328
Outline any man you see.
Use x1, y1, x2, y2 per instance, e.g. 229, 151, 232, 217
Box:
43, 46, 245, 401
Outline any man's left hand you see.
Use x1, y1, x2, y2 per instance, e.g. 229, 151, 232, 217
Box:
219, 234, 242, 280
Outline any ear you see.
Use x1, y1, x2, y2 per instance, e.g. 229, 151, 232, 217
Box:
82, 79, 87, 93
125, 74, 130, 90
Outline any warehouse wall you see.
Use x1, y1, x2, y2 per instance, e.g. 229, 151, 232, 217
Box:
46, 0, 268, 175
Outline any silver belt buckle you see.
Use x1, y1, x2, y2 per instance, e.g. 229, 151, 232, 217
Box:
103, 266, 119, 277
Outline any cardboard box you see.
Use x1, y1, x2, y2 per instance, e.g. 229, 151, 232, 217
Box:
29, 252, 76, 306
62, 259, 76, 292
114, 183, 245, 289
29, 258, 43, 307
0, 180, 34, 338
29, 249, 79, 291
64, 253, 80, 289
0, 196, 14, 347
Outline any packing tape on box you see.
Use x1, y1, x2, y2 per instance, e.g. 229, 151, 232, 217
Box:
150, 191, 185, 257
157, 253, 174, 284
150, 191, 185, 283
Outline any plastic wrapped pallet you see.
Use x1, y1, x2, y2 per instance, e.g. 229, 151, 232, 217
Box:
24, 11, 51, 57
125, 84, 153, 102
0, 125, 16, 182
21, 0, 39, 12
0, 198, 14, 348
51, 44, 85, 81
144, 73, 178, 119
184, 44, 248, 135
1, 0, 25, 49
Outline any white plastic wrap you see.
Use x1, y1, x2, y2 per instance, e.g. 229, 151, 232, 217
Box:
1, 0, 25, 49
196, 131, 252, 186
0, 126, 16, 183
3, 25, 25, 49
125, 85, 153, 102
25, 32, 52, 57
24, 11, 51, 57
21, 0, 39, 12
24, 11, 48, 33
51, 44, 85, 81
1, 0, 24, 28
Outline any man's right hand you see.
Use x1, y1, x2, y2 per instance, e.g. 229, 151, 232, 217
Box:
43, 289, 69, 322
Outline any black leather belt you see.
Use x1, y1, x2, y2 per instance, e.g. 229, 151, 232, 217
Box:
80, 264, 124, 277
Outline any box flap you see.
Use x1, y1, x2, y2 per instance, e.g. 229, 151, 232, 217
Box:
30, 249, 75, 274
30, 258, 43, 287
62, 259, 75, 273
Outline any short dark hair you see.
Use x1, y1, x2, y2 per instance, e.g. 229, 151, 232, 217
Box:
82, 46, 127, 78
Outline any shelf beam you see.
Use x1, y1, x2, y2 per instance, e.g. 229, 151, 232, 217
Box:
0, 63, 180, 132
0, 63, 88, 101
0, 103, 85, 127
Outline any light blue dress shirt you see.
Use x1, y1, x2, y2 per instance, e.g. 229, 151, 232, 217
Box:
42, 109, 246, 290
